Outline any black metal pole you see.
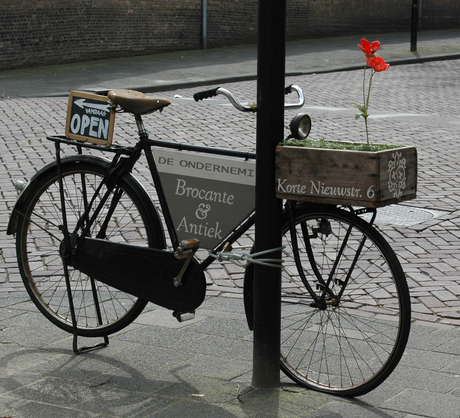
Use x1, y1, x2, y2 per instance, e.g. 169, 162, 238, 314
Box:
252, 0, 286, 388
411, 0, 419, 52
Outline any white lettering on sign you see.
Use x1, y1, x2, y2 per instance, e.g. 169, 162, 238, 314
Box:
178, 159, 255, 178
277, 178, 365, 199
69, 99, 111, 140
276, 179, 307, 194
66, 92, 115, 146
69, 113, 110, 140
310, 181, 361, 198
175, 178, 235, 205
74, 98, 111, 113
195, 203, 211, 220
154, 149, 255, 249
176, 216, 223, 239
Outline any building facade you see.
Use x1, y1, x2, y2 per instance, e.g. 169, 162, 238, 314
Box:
0, 0, 458, 70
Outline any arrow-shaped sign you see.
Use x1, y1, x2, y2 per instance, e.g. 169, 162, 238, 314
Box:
74, 99, 111, 112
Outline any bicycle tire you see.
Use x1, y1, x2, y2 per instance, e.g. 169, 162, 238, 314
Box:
279, 204, 411, 396
15, 156, 164, 337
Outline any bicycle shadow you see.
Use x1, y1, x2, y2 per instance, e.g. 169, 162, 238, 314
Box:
0, 299, 406, 418
1, 346, 404, 417
0, 347, 241, 417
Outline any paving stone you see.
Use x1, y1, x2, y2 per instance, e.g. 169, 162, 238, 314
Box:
1, 31, 460, 418
380, 388, 460, 418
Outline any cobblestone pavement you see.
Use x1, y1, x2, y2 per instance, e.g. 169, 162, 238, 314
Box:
1, 58, 460, 331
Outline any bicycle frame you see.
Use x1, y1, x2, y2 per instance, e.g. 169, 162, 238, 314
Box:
285, 201, 377, 309
48, 95, 379, 289
49, 84, 305, 267
47, 127, 259, 266
141, 137, 257, 257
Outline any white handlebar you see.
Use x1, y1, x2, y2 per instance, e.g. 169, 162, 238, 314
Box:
214, 84, 305, 112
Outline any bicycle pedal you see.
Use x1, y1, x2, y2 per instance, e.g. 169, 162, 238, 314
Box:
174, 238, 200, 259
173, 310, 196, 323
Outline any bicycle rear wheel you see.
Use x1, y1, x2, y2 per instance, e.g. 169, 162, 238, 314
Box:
15, 156, 164, 337
280, 204, 410, 396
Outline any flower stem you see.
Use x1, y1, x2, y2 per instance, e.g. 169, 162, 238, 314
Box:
364, 117, 369, 144
362, 65, 367, 109
362, 67, 376, 144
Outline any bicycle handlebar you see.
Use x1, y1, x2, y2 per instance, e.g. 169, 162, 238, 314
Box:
193, 84, 305, 112
193, 87, 220, 102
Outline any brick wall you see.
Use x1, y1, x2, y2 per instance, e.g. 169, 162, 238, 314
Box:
0, 0, 202, 70
0, 0, 458, 71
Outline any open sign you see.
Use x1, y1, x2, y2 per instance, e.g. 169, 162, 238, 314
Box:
65, 91, 115, 145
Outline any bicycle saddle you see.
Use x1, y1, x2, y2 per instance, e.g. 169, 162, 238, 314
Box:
107, 89, 171, 115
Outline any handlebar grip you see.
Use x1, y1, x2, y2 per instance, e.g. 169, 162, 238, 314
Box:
193, 87, 220, 102
284, 85, 293, 95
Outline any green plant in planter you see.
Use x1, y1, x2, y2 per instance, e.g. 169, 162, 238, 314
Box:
281, 138, 400, 152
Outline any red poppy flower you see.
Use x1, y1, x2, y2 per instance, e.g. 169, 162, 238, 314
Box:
368, 56, 390, 72
358, 38, 380, 58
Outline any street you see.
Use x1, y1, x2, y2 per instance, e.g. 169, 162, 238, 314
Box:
2, 59, 459, 326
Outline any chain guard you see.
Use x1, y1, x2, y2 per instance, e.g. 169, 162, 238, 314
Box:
71, 237, 206, 312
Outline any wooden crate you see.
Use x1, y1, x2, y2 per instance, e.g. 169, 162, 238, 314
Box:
275, 145, 417, 208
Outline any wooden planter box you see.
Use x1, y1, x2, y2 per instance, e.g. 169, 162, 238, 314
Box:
275, 145, 417, 208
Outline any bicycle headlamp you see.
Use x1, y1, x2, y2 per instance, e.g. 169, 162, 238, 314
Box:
289, 113, 312, 139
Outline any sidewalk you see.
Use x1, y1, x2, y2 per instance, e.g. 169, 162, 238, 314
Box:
1, 292, 460, 418
1, 29, 460, 98
1, 29, 460, 417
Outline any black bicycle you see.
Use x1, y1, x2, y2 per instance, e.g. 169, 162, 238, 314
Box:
7, 85, 411, 396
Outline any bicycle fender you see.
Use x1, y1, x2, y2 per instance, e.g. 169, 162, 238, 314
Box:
243, 263, 254, 331
7, 156, 164, 249
8, 156, 110, 235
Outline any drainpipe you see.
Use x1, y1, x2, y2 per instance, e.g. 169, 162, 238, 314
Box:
202, 0, 207, 50
411, 0, 419, 51
418, 0, 422, 30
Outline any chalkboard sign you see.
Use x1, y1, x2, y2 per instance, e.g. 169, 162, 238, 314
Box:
65, 91, 115, 145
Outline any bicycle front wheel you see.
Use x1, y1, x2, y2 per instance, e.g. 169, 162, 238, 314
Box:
280, 205, 410, 396
15, 156, 163, 337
